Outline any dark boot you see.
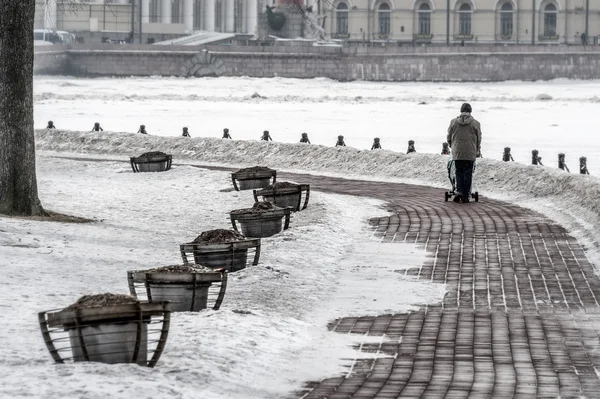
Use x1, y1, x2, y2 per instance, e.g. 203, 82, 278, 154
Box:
453, 195, 462, 203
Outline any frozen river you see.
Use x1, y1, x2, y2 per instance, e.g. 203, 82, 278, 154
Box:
33, 76, 600, 175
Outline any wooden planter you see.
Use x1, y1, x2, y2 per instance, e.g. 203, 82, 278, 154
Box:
180, 238, 261, 273
230, 207, 292, 238
38, 302, 170, 367
127, 269, 227, 312
253, 184, 310, 211
130, 154, 172, 173
231, 168, 276, 191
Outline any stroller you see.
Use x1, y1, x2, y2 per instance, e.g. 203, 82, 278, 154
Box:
444, 152, 479, 202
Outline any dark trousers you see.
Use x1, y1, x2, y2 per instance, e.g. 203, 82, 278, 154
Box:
454, 160, 474, 197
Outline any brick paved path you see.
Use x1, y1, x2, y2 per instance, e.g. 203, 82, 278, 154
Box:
51, 158, 600, 398
282, 174, 600, 399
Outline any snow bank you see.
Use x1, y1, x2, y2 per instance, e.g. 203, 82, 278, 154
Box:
36, 129, 600, 264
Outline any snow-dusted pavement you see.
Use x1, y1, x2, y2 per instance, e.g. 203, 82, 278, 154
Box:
0, 154, 443, 398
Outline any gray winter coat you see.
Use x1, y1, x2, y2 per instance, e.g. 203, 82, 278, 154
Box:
447, 113, 482, 161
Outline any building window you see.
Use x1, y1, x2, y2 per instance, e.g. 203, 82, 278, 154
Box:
500, 3, 513, 37
543, 4, 557, 37
172, 0, 182, 24
149, 0, 160, 23
418, 3, 431, 35
336, 3, 349, 35
193, 0, 203, 30
378, 3, 391, 35
458, 3, 472, 36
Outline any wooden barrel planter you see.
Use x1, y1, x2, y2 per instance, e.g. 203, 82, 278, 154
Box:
127, 264, 228, 312
180, 229, 261, 273
130, 151, 172, 173
230, 201, 292, 238
253, 182, 310, 211
231, 166, 276, 191
38, 293, 170, 367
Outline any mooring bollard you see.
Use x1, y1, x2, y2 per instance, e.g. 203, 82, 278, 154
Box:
502, 147, 514, 161
371, 137, 382, 150
300, 132, 311, 143
532, 150, 543, 166
91, 122, 103, 132
580, 156, 590, 175
441, 142, 450, 155
558, 153, 570, 172
407, 140, 416, 154
261, 130, 273, 141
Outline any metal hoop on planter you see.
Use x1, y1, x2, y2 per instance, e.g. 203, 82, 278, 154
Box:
127, 270, 228, 311
230, 207, 292, 237
130, 154, 172, 173
38, 301, 170, 367
231, 169, 276, 191
180, 238, 261, 273
253, 184, 310, 211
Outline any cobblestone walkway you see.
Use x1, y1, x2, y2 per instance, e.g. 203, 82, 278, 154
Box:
282, 174, 600, 399
51, 158, 600, 398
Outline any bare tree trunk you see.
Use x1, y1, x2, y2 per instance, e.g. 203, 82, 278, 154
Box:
0, 0, 46, 216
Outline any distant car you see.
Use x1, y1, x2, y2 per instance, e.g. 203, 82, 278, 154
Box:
34, 29, 75, 45
34, 29, 60, 44
57, 30, 76, 44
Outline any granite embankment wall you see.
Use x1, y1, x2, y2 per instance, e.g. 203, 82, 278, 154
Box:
33, 44, 600, 81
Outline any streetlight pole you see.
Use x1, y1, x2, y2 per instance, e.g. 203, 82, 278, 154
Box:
531, 0, 535, 45
130, 0, 135, 43
138, 0, 143, 43
446, 0, 450, 45
585, 0, 590, 44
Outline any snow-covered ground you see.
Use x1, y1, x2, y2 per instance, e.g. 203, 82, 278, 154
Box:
1, 76, 598, 398
0, 156, 444, 398
34, 76, 600, 175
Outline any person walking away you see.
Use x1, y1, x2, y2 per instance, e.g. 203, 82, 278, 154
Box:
447, 103, 482, 203
407, 140, 416, 154
137, 125, 148, 134
182, 127, 191, 137
335, 135, 346, 147
91, 122, 103, 132
300, 133, 311, 143
371, 138, 382, 150
46, 121, 56, 129
261, 130, 273, 141
222, 128, 232, 139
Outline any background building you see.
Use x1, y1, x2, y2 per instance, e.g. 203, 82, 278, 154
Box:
35, 0, 600, 45
326, 0, 600, 45
34, 0, 261, 43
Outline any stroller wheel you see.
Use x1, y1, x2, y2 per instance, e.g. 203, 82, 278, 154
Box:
474, 192, 479, 202
444, 192, 450, 202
